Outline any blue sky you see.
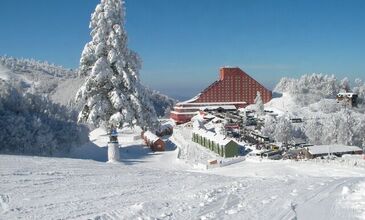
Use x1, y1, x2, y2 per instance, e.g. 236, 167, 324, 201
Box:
1, 0, 365, 100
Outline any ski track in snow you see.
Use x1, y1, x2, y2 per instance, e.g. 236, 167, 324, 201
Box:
0, 128, 365, 219
1, 155, 364, 220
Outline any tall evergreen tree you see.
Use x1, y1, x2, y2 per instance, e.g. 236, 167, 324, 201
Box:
274, 116, 293, 145
76, 0, 159, 132
337, 109, 355, 145
261, 115, 276, 138
254, 91, 264, 115
305, 117, 323, 145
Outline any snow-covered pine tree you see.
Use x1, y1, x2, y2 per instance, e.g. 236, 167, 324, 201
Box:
305, 117, 323, 145
273, 116, 293, 145
337, 109, 355, 145
340, 77, 350, 93
261, 115, 276, 138
254, 91, 264, 116
322, 114, 341, 145
76, 0, 159, 135
240, 109, 247, 127
353, 78, 365, 105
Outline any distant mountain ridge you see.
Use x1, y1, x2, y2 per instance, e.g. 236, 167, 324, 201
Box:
0, 56, 77, 99
0, 56, 76, 78
0, 56, 176, 117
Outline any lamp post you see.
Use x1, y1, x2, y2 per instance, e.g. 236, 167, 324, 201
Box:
108, 127, 120, 163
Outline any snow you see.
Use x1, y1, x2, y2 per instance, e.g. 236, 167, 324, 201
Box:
0, 64, 10, 81
307, 144, 363, 155
337, 92, 357, 98
76, 0, 160, 130
50, 77, 85, 105
264, 92, 296, 115
170, 110, 200, 115
193, 128, 234, 146
341, 181, 365, 220
0, 64, 33, 87
199, 105, 237, 111
143, 131, 160, 143
2, 66, 365, 219
1, 126, 365, 219
107, 142, 120, 162
179, 93, 202, 103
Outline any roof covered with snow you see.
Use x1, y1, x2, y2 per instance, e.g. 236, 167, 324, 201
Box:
158, 123, 173, 132
337, 92, 357, 98
178, 93, 202, 104
178, 101, 246, 106
193, 128, 236, 146
143, 131, 160, 143
307, 145, 362, 155
199, 105, 237, 111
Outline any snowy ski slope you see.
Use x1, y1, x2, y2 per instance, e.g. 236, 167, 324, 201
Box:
0, 127, 364, 219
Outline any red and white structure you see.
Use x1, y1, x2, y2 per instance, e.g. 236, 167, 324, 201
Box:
142, 131, 165, 152
170, 67, 272, 124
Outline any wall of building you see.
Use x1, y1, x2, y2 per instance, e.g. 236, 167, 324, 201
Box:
224, 141, 239, 158
193, 67, 272, 105
192, 132, 240, 158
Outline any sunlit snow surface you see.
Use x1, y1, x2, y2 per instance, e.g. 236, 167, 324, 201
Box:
0, 127, 364, 220
0, 64, 11, 81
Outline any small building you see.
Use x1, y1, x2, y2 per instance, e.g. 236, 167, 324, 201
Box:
289, 138, 307, 148
142, 131, 165, 151
201, 105, 237, 112
304, 144, 363, 159
192, 128, 240, 158
259, 150, 282, 160
225, 123, 240, 130
283, 149, 306, 160
249, 131, 270, 144
269, 143, 283, 151
337, 92, 358, 107
290, 118, 303, 123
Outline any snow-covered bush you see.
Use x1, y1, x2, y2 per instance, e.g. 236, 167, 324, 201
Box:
275, 74, 340, 105
308, 99, 341, 114
0, 80, 89, 156
303, 110, 365, 147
